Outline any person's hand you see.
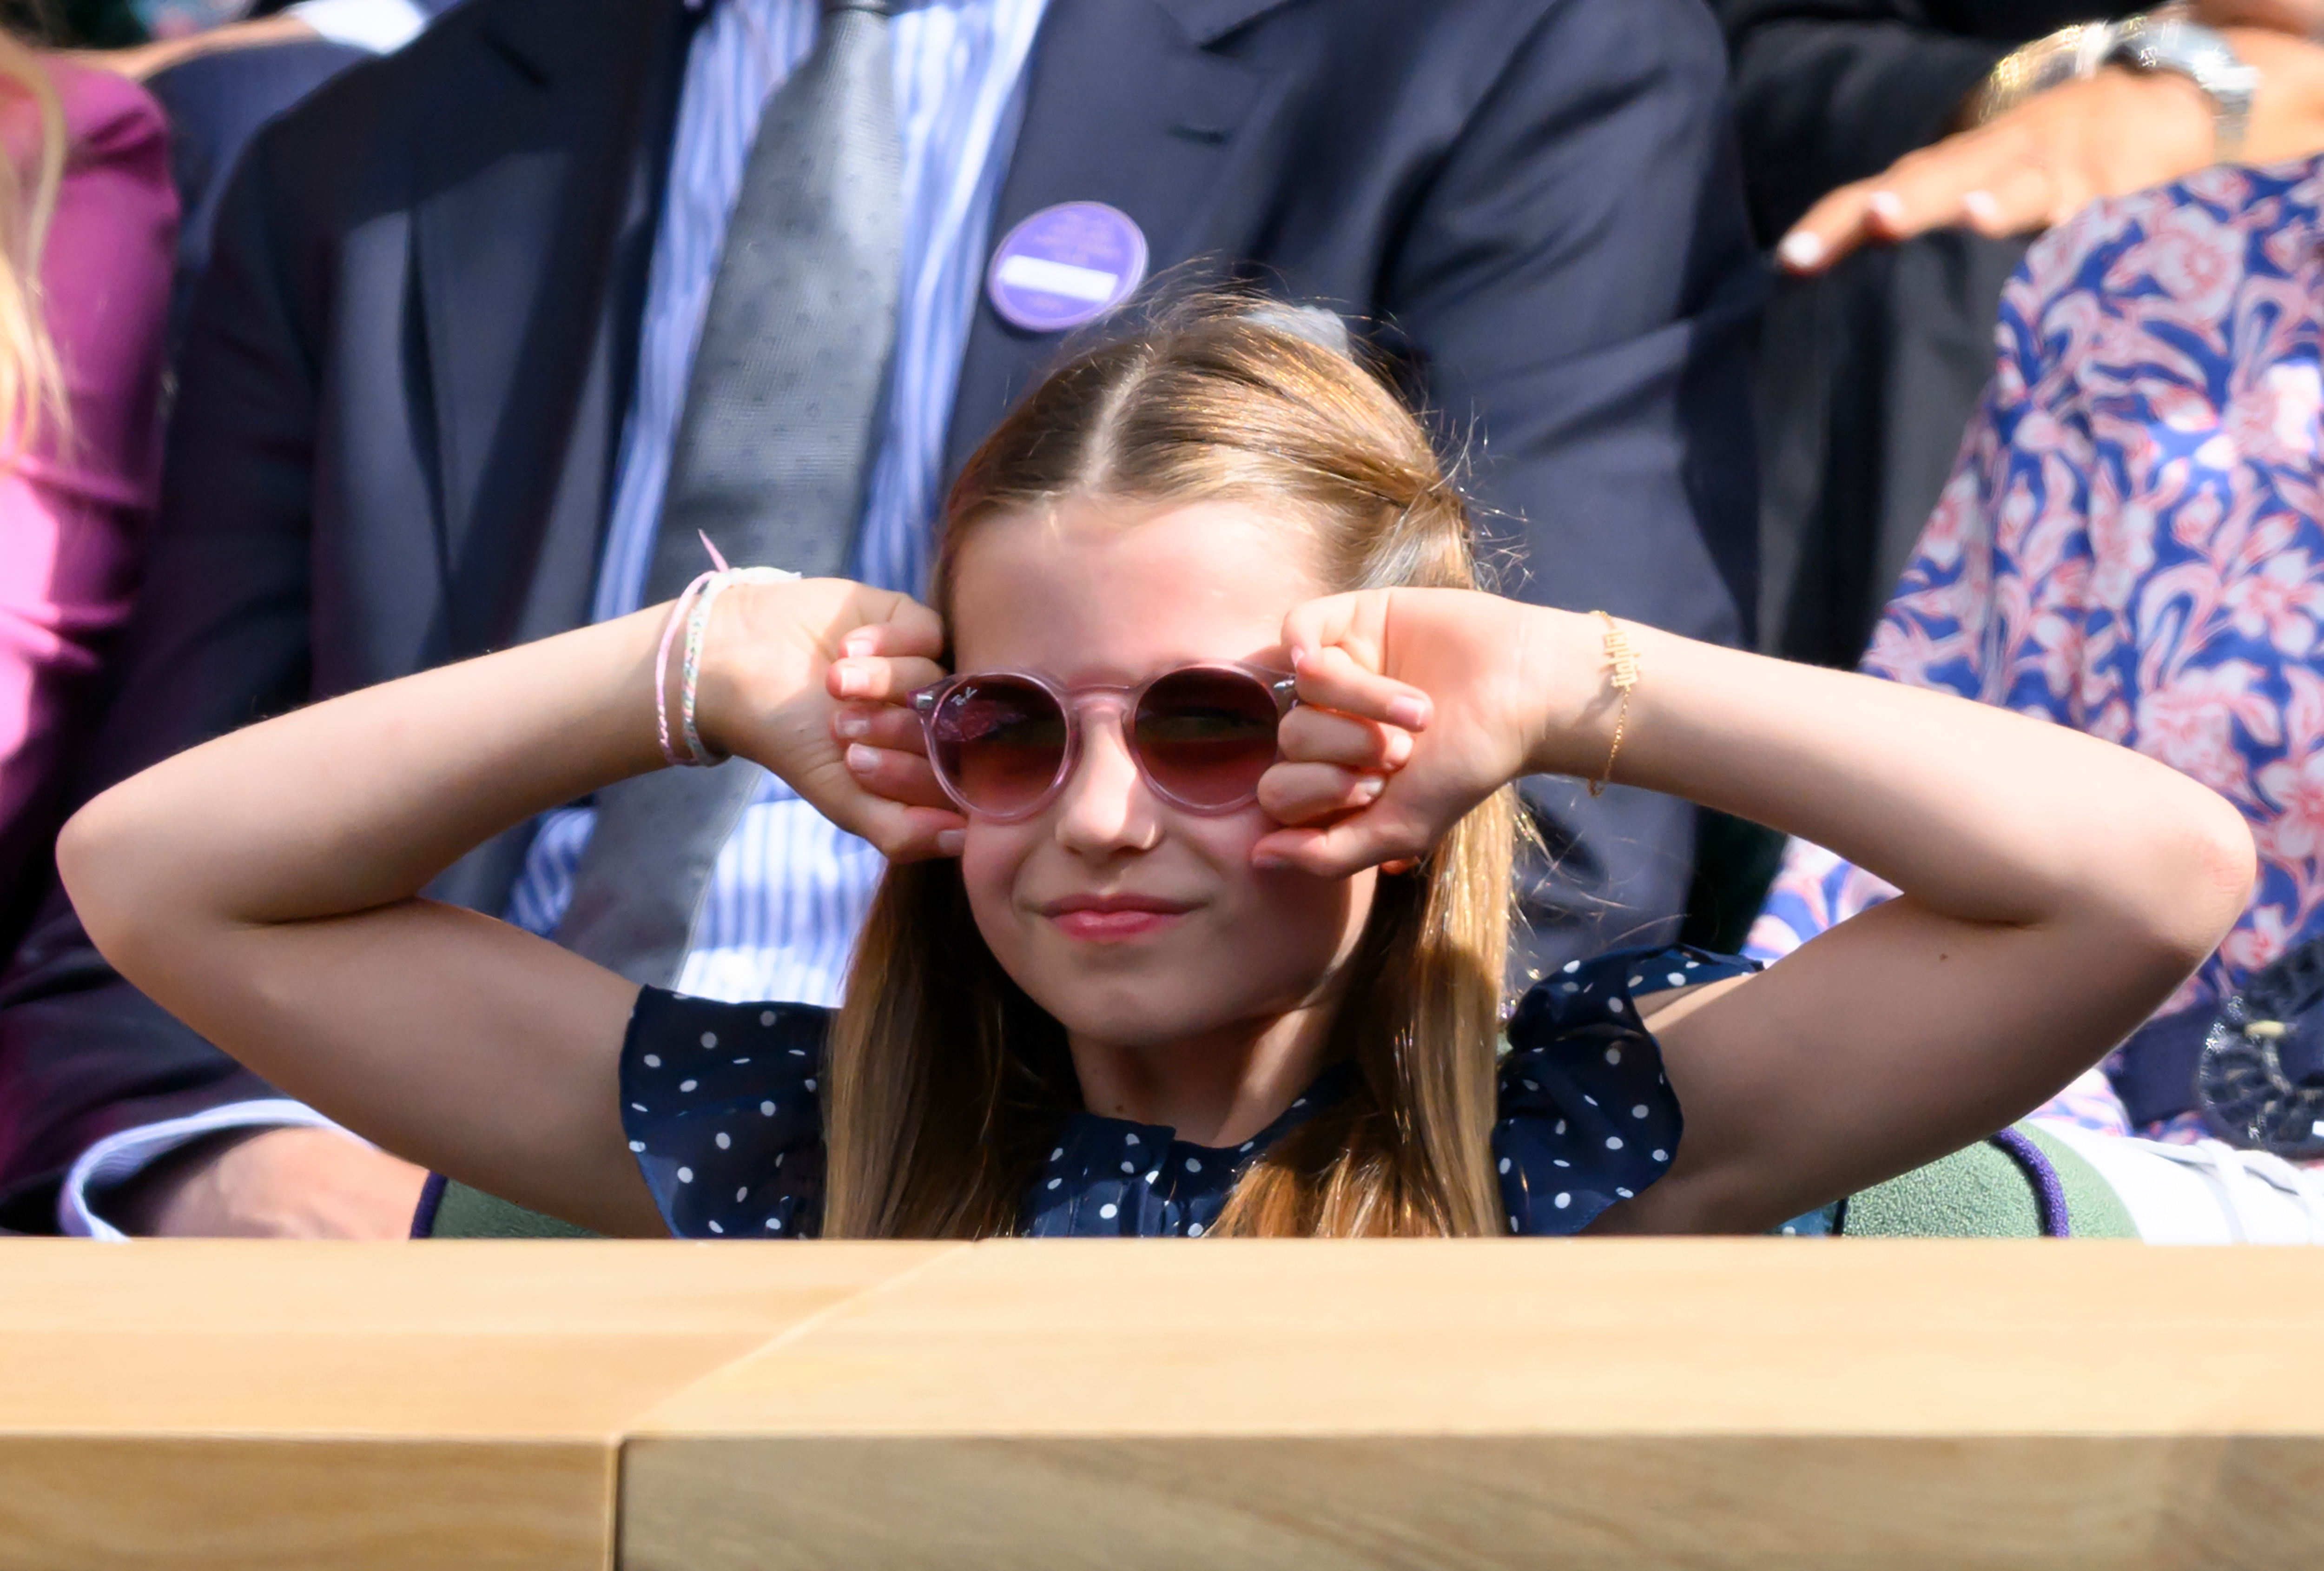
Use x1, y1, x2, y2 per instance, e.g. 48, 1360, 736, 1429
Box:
1252, 588, 1586, 877
695, 577, 965, 862
109, 1126, 429, 1238
1777, 30, 2324, 274
1777, 67, 2210, 272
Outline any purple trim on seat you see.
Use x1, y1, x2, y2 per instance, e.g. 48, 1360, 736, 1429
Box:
1989, 1128, 2071, 1238
410, 1171, 448, 1239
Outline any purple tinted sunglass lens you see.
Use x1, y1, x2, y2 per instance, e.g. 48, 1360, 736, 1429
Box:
931, 676, 1070, 816
1132, 668, 1283, 809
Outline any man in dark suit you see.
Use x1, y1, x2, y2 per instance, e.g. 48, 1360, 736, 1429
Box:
0, 0, 1760, 1236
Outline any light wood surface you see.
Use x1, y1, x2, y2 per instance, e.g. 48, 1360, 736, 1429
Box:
6, 1238, 2324, 1570
0, 1240, 946, 1571
622, 1239, 2324, 1571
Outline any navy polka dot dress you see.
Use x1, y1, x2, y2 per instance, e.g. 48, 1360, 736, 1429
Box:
620, 945, 1757, 1239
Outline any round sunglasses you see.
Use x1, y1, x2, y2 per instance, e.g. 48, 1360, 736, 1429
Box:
910, 663, 1300, 822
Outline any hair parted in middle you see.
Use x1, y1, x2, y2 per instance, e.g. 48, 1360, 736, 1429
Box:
821, 292, 1519, 1239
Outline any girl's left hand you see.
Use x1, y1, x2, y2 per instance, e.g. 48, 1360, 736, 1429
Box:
1256, 588, 1578, 876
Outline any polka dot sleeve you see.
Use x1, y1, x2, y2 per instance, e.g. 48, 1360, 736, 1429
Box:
1493, 945, 1758, 1235
618, 987, 830, 1239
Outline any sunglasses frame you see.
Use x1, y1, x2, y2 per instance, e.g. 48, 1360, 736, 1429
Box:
910, 662, 1300, 823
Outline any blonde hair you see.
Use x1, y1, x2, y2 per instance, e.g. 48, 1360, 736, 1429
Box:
0, 35, 63, 460
823, 296, 1519, 1239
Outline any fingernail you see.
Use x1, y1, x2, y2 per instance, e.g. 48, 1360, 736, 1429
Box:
936, 829, 965, 856
1866, 190, 1905, 225
1960, 190, 2001, 225
846, 743, 877, 772
1354, 775, 1386, 802
842, 633, 876, 657
1289, 646, 1309, 671
1776, 230, 1824, 270
1251, 850, 1287, 869
834, 710, 869, 739
836, 666, 867, 697
1387, 696, 1429, 729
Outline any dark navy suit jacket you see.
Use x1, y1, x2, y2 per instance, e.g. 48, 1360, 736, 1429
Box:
0, 0, 1761, 1230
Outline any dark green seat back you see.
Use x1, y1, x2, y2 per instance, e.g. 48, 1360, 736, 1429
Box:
424, 1177, 599, 1239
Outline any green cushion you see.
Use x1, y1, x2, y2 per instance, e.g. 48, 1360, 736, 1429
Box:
2023, 1124, 2139, 1240
1837, 1123, 2138, 1240
427, 1179, 600, 1240
422, 1122, 2142, 1240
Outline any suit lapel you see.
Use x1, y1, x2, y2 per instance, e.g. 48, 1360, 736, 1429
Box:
412, 0, 688, 655
943, 0, 1291, 476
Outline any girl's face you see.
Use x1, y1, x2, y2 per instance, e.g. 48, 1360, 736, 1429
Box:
945, 497, 1379, 1052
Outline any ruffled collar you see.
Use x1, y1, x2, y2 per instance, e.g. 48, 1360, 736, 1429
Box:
1020, 1062, 1362, 1236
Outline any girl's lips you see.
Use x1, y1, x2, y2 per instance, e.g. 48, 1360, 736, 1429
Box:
1038, 895, 1195, 943
1049, 908, 1187, 942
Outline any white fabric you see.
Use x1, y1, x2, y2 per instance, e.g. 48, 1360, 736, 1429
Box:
2034, 1119, 2324, 1244
61, 1099, 358, 1240
284, 0, 427, 54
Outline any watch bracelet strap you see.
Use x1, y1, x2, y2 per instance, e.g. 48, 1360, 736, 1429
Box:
2110, 12, 2255, 162
1969, 21, 2117, 126
1971, 12, 2254, 165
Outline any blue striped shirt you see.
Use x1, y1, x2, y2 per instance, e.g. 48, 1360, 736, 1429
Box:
504, 0, 1047, 1006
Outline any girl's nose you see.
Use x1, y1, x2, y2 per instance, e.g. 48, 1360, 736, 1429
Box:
1052, 711, 1160, 856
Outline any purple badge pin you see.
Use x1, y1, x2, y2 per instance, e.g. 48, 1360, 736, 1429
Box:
986, 201, 1149, 333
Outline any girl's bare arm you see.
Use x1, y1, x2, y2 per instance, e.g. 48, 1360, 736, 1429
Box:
57, 582, 951, 1235
1265, 591, 2256, 1233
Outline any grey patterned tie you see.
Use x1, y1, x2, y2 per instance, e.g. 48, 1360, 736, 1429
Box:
556, 0, 904, 987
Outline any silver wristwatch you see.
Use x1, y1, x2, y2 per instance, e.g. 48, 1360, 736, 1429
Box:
2107, 13, 2260, 162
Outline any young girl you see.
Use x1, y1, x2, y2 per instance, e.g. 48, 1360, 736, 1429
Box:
55, 302, 2255, 1240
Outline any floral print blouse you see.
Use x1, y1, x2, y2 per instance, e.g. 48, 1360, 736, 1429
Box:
618, 947, 1755, 1239
1750, 156, 2324, 1142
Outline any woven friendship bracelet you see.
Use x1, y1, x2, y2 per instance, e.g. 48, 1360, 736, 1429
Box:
1589, 610, 1637, 798
655, 570, 721, 768
653, 540, 801, 768
679, 566, 801, 766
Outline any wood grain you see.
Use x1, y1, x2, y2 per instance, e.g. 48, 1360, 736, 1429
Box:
0, 1240, 949, 1571
10, 1238, 2324, 1570
621, 1239, 2324, 1570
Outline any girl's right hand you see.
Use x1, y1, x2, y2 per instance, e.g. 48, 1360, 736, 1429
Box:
694, 578, 966, 862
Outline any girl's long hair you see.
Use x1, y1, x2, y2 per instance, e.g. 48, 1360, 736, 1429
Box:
0, 34, 64, 458
824, 296, 1518, 1239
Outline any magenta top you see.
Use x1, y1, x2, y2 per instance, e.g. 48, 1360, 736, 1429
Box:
0, 62, 174, 930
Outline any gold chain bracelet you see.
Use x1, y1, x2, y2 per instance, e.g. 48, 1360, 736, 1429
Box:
1590, 610, 1638, 798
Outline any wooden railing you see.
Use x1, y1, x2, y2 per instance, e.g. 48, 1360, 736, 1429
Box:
2, 1238, 2321, 1569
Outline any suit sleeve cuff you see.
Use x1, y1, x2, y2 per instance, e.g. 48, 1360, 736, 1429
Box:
61, 1100, 357, 1240
283, 0, 429, 54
